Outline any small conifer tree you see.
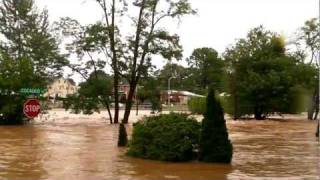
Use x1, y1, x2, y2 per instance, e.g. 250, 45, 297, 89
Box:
118, 123, 128, 147
199, 88, 233, 163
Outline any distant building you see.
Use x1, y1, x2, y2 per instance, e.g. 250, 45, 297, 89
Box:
44, 78, 78, 98
114, 83, 137, 102
161, 90, 205, 105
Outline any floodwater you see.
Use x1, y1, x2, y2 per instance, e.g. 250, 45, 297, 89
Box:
0, 110, 319, 180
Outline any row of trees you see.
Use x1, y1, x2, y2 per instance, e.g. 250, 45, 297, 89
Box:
0, 0, 319, 124
139, 25, 318, 120
0, 0, 195, 124
138, 25, 319, 120
58, 0, 195, 124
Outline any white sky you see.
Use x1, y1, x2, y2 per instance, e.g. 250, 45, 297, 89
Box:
35, 0, 318, 78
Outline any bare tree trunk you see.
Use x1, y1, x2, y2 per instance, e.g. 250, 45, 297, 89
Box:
254, 106, 265, 120
308, 96, 315, 120
102, 97, 113, 124
308, 89, 317, 120
113, 74, 119, 124
123, 83, 136, 124
107, 105, 113, 124
136, 99, 139, 116
313, 89, 319, 121
98, 0, 120, 124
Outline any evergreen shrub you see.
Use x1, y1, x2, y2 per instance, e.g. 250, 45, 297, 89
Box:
127, 113, 200, 162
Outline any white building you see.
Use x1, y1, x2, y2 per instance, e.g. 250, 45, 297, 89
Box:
44, 78, 78, 98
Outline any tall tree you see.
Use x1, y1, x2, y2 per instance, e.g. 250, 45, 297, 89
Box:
0, 0, 66, 124
117, 0, 195, 123
297, 18, 320, 120
224, 26, 315, 120
55, 18, 116, 122
59, 0, 195, 123
187, 47, 225, 92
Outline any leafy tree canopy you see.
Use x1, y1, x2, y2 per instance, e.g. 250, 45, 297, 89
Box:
224, 26, 316, 119
0, 0, 66, 124
187, 47, 225, 92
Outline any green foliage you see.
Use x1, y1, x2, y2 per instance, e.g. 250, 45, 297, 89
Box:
0, 95, 24, 124
156, 63, 195, 91
188, 97, 206, 114
127, 113, 201, 162
137, 76, 162, 111
150, 98, 161, 112
224, 26, 316, 119
58, 0, 195, 123
298, 18, 320, 64
118, 123, 128, 147
64, 71, 113, 115
187, 47, 225, 91
199, 89, 233, 163
297, 18, 320, 120
0, 0, 65, 124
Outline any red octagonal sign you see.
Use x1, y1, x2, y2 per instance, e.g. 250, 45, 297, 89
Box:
23, 99, 41, 119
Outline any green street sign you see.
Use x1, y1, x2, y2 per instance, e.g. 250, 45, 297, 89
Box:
19, 88, 47, 95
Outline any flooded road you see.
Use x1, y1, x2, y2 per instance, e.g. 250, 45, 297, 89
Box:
0, 111, 319, 180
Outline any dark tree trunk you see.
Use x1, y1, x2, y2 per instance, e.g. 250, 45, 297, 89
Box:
113, 73, 120, 124
308, 108, 314, 120
308, 89, 318, 120
136, 99, 139, 116
233, 94, 240, 120
123, 84, 136, 124
313, 91, 319, 121
254, 106, 265, 120
107, 107, 113, 124
308, 95, 315, 120
102, 98, 113, 124
313, 107, 319, 121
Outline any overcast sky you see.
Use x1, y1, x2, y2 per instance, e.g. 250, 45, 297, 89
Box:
35, 0, 318, 77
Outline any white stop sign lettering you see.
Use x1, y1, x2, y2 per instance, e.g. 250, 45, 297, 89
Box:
23, 99, 41, 119
24, 105, 40, 112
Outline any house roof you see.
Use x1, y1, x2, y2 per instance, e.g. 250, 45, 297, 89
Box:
162, 90, 205, 98
179, 91, 205, 97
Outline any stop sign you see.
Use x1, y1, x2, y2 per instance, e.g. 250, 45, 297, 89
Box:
23, 99, 41, 119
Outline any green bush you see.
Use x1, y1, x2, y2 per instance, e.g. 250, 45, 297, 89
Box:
188, 97, 206, 114
0, 95, 25, 125
127, 113, 201, 162
199, 89, 233, 163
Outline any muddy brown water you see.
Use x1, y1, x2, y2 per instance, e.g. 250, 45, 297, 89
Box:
0, 115, 319, 180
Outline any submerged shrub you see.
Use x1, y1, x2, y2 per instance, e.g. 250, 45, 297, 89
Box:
188, 97, 206, 114
127, 113, 201, 162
